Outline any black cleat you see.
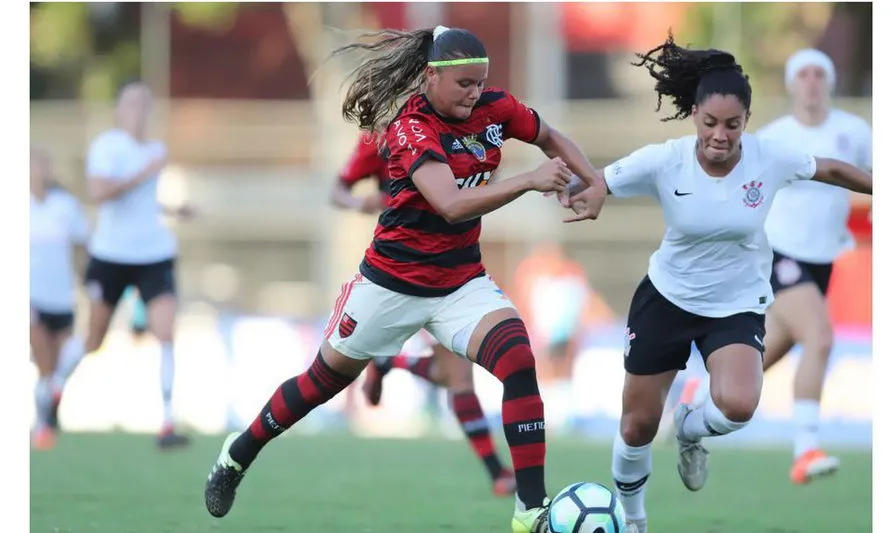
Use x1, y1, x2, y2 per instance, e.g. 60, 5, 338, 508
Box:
204, 433, 246, 518
157, 430, 191, 450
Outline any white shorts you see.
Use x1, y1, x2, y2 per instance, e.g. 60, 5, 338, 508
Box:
323, 273, 516, 360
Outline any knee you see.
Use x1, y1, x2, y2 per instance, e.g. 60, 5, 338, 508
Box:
802, 329, 834, 359
620, 412, 661, 447
446, 363, 474, 392
147, 298, 177, 343
712, 389, 759, 423
477, 318, 535, 380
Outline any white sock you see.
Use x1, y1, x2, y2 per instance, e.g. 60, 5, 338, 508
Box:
34, 377, 52, 427
160, 342, 175, 427
679, 396, 750, 442
52, 336, 86, 393
793, 399, 821, 458
611, 433, 651, 521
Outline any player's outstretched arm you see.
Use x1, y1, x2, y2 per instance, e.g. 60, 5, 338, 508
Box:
812, 157, 872, 195
412, 158, 572, 224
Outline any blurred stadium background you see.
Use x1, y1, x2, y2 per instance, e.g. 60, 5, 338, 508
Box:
30, 2, 872, 531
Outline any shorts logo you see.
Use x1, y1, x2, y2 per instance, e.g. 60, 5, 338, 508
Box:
624, 327, 636, 357
742, 180, 764, 208
86, 280, 104, 302
338, 313, 357, 338
774, 258, 802, 286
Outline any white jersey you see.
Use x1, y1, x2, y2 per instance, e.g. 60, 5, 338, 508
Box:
30, 188, 90, 312
86, 129, 177, 264
759, 110, 872, 264
604, 133, 817, 318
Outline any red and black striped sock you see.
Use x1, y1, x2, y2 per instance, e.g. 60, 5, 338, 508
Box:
392, 354, 434, 381
229, 352, 354, 468
451, 390, 504, 481
476, 317, 547, 510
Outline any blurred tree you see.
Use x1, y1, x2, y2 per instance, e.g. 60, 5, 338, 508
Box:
29, 2, 245, 100
683, 2, 870, 98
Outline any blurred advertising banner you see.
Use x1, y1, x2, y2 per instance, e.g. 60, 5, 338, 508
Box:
34, 316, 870, 448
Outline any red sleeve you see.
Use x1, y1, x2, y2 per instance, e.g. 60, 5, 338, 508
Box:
502, 91, 541, 144
338, 134, 385, 188
386, 114, 448, 179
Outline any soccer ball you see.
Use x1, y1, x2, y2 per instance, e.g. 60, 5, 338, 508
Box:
547, 481, 627, 533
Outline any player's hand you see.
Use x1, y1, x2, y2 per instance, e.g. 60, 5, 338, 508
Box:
527, 157, 572, 193
358, 193, 386, 214
176, 204, 198, 220
562, 183, 607, 223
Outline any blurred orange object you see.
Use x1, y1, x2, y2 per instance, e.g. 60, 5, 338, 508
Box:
825, 204, 872, 329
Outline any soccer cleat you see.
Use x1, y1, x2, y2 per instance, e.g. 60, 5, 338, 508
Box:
790, 449, 840, 484
32, 427, 55, 451
492, 469, 517, 497
511, 498, 551, 533
157, 426, 191, 450
205, 432, 246, 518
674, 404, 710, 491
361, 358, 391, 406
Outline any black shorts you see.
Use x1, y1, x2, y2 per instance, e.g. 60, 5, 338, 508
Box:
770, 250, 834, 296
30, 308, 74, 333
85, 257, 177, 307
623, 276, 766, 376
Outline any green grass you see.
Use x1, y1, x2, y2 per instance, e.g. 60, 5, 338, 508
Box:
30, 433, 871, 532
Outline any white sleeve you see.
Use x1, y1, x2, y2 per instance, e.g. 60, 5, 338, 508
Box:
603, 142, 669, 198
86, 135, 119, 179
771, 145, 817, 186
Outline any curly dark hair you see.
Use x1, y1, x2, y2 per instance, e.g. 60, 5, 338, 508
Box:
633, 31, 751, 122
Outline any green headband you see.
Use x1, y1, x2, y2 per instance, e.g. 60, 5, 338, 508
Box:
428, 57, 489, 68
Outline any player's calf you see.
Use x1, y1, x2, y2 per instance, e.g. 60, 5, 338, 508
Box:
475, 317, 548, 513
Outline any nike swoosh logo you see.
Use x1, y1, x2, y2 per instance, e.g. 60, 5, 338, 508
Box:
674, 190, 692, 196
754, 335, 764, 347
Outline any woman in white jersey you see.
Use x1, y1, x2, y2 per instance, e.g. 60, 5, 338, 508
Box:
560, 34, 871, 533
81, 80, 191, 449
757, 49, 870, 483
30, 148, 90, 449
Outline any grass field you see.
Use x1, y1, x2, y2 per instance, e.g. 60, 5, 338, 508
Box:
30, 432, 871, 532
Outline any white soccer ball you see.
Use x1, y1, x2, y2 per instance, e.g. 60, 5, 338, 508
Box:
548, 481, 627, 533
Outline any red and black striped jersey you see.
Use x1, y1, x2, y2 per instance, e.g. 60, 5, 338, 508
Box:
360, 88, 541, 297
338, 132, 389, 192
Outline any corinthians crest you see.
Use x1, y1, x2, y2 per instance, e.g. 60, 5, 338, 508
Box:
741, 180, 764, 208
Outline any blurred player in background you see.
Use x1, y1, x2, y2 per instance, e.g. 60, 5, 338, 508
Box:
511, 243, 614, 376
689, 49, 872, 484
330, 132, 516, 496
30, 147, 90, 449
63, 79, 194, 449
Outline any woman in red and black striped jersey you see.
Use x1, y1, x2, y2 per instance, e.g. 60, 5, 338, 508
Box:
205, 25, 609, 533
331, 131, 518, 498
